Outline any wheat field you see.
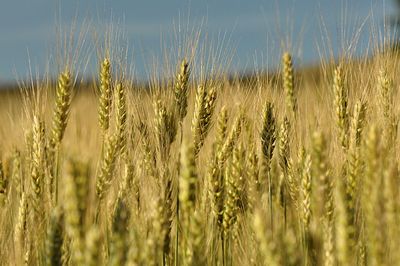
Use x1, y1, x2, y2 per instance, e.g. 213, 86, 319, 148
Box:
0, 22, 400, 266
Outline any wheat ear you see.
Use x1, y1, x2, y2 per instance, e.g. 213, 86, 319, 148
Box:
98, 57, 113, 133
260, 102, 276, 232
378, 68, 397, 146
50, 70, 72, 148
312, 132, 334, 266
96, 134, 118, 202
84, 226, 102, 266
175, 59, 190, 122
45, 207, 64, 266
30, 115, 45, 211
192, 86, 217, 156
333, 65, 349, 150
0, 160, 7, 206
282, 52, 297, 118
110, 198, 130, 266
115, 82, 127, 155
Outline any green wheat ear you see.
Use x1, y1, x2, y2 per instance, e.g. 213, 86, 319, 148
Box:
45, 207, 64, 266
98, 57, 113, 133
260, 102, 276, 172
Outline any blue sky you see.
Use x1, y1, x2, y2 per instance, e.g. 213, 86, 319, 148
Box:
0, 0, 396, 83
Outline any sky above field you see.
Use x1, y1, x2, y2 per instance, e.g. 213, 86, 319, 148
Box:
0, 0, 397, 83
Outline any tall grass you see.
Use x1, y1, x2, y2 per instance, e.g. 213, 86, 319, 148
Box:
0, 19, 400, 266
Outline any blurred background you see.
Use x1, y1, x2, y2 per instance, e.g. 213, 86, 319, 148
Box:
0, 0, 398, 85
